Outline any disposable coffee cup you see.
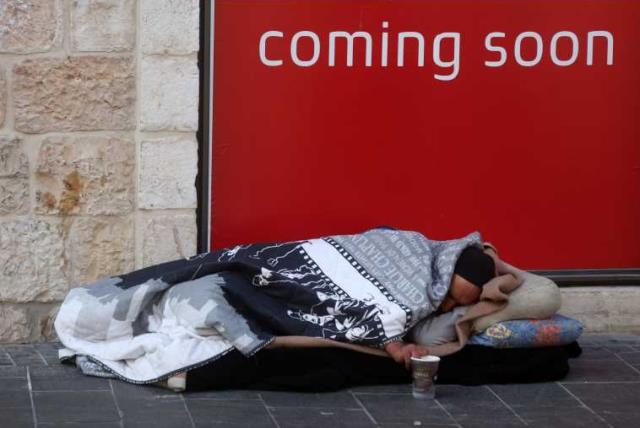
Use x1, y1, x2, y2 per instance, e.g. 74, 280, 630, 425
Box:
410, 355, 440, 399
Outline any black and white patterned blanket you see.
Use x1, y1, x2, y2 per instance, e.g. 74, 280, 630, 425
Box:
55, 228, 482, 383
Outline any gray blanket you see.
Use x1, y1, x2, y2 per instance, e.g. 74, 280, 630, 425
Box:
55, 228, 482, 383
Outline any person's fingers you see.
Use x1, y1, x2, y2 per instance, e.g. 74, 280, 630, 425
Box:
415, 346, 429, 357
404, 347, 414, 370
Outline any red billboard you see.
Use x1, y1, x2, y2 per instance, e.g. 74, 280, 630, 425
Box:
206, 0, 640, 270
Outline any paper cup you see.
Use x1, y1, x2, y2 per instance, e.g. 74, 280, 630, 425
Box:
410, 355, 440, 399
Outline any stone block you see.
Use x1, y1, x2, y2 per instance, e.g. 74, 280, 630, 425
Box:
13, 57, 135, 133
35, 391, 121, 424
35, 136, 135, 215
0, 67, 5, 127
66, 216, 134, 285
141, 213, 197, 267
39, 305, 60, 341
0, 178, 29, 215
71, 0, 135, 52
0, 305, 30, 343
560, 286, 640, 332
0, 136, 29, 177
138, 138, 197, 209
140, 57, 198, 131
0, 218, 69, 303
140, 0, 199, 54
0, 0, 62, 53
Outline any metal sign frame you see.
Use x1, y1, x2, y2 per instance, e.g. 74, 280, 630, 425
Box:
198, 0, 214, 254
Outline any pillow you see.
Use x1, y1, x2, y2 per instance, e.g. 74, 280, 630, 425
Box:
473, 271, 561, 332
468, 314, 583, 348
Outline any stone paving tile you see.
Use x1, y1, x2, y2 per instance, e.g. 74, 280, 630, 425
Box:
3, 345, 48, 367
270, 407, 375, 427
187, 399, 275, 427
0, 366, 27, 378
120, 403, 194, 428
0, 377, 28, 392
0, 387, 32, 428
516, 405, 609, 427
436, 385, 524, 426
0, 407, 34, 428
617, 351, 640, 366
580, 334, 640, 346
459, 420, 524, 428
0, 390, 32, 409
15, 357, 47, 367
355, 392, 455, 426
184, 389, 261, 400
33, 342, 62, 355
562, 357, 640, 382
489, 383, 581, 408
110, 380, 194, 427
110, 377, 182, 403
1, 345, 35, 355
29, 365, 111, 391
33, 342, 64, 366
33, 390, 120, 424
349, 382, 413, 393
563, 382, 640, 427
39, 423, 122, 428
0, 352, 13, 366
377, 425, 459, 428
260, 390, 360, 408
579, 345, 636, 360
489, 383, 608, 427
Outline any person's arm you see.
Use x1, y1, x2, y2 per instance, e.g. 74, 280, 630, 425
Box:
483, 242, 498, 256
409, 306, 469, 346
384, 341, 429, 369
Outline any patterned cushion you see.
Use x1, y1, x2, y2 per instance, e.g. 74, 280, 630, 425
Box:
468, 314, 583, 348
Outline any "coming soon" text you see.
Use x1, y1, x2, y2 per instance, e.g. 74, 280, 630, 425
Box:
258, 23, 614, 81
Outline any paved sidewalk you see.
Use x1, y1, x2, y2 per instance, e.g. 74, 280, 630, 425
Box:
1, 334, 639, 427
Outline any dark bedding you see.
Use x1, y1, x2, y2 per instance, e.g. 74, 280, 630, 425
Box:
185, 342, 582, 392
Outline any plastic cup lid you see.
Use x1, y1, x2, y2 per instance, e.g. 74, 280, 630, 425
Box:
411, 355, 440, 362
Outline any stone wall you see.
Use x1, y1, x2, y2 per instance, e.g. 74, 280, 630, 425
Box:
0, 0, 200, 342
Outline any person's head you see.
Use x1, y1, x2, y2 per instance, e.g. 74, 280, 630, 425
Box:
439, 246, 496, 313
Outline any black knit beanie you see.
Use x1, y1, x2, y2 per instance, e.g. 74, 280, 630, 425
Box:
453, 246, 496, 288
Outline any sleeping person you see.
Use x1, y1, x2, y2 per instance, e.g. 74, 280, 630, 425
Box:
54, 228, 538, 391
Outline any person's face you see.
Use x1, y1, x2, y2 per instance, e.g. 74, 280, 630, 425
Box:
439, 274, 483, 313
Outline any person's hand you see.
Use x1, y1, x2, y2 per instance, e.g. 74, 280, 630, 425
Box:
384, 342, 430, 370
482, 242, 498, 257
